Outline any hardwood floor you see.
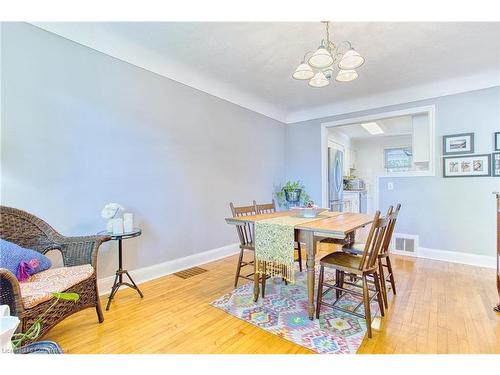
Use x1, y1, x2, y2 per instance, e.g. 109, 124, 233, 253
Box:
44, 246, 500, 354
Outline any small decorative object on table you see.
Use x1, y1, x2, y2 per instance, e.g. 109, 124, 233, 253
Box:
291, 206, 326, 218
101, 203, 124, 233
275, 180, 313, 209
123, 213, 134, 233
97, 228, 143, 310
101, 203, 136, 235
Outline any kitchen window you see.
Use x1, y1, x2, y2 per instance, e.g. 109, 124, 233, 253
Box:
384, 147, 412, 172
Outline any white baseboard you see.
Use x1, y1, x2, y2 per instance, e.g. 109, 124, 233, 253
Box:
416, 247, 496, 269
97, 242, 495, 295
97, 243, 240, 295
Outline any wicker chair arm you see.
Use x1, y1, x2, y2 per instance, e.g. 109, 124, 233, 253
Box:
56, 235, 111, 268
0, 268, 25, 316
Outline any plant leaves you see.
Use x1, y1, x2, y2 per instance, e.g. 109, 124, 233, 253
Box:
52, 292, 80, 301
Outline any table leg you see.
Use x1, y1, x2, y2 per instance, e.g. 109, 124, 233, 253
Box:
118, 239, 123, 283
302, 230, 316, 320
252, 223, 260, 302
106, 238, 144, 311
345, 231, 356, 247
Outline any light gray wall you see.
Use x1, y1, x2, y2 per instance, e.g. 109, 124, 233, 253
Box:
286, 86, 500, 256
1, 23, 286, 278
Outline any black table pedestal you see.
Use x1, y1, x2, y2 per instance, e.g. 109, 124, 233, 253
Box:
99, 228, 144, 311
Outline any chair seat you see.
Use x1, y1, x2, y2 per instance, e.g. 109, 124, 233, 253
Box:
320, 251, 361, 269
344, 243, 390, 259
19, 265, 94, 308
319, 251, 376, 275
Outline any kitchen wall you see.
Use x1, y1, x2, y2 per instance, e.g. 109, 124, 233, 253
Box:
285, 86, 500, 258
352, 135, 412, 213
1, 23, 287, 278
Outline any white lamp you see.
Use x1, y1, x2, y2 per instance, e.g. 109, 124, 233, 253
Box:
292, 63, 314, 80
335, 69, 358, 82
309, 71, 330, 88
338, 49, 364, 70
308, 47, 333, 69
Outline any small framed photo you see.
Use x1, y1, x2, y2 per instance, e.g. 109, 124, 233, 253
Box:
492, 152, 500, 177
443, 154, 491, 178
442, 133, 474, 155
495, 132, 500, 151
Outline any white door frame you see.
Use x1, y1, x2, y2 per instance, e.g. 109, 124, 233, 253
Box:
320, 105, 436, 208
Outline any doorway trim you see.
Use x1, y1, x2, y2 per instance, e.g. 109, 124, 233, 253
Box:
320, 105, 436, 208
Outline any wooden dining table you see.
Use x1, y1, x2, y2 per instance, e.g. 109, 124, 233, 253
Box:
225, 210, 374, 320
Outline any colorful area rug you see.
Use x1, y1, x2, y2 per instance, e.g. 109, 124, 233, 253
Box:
211, 269, 379, 354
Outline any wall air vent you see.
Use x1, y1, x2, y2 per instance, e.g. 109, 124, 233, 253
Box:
392, 233, 419, 256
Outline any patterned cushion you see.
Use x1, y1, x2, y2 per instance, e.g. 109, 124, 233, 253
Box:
0, 239, 52, 280
19, 265, 94, 309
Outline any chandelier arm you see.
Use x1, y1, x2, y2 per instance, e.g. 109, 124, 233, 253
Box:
302, 51, 315, 63
337, 40, 354, 52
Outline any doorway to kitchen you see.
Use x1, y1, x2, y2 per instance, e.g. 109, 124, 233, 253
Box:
321, 106, 436, 214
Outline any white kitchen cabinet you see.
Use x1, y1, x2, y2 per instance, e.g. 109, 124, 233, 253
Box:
412, 114, 430, 164
343, 191, 360, 213
343, 147, 351, 176
349, 148, 357, 170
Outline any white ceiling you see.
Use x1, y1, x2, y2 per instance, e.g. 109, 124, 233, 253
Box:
332, 115, 413, 140
33, 22, 500, 123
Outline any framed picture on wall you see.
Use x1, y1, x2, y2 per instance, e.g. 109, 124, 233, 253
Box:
495, 132, 500, 151
493, 153, 500, 177
442, 133, 475, 155
443, 154, 491, 177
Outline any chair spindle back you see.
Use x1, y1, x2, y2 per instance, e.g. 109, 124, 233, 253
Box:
380, 203, 401, 255
358, 210, 391, 271
230, 202, 256, 246
253, 199, 277, 215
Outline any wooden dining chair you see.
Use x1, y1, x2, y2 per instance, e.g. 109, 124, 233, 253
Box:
342, 204, 401, 308
230, 202, 259, 288
374, 204, 400, 307
253, 200, 303, 272
315, 210, 390, 338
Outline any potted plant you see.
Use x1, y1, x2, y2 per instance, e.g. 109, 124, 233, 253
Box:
275, 181, 313, 209
9, 292, 79, 351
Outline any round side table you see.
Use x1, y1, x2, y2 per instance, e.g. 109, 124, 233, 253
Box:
98, 228, 143, 310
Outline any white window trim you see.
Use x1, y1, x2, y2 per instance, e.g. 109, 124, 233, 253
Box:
321, 105, 436, 208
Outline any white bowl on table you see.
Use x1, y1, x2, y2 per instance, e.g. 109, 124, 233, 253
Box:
291, 207, 327, 218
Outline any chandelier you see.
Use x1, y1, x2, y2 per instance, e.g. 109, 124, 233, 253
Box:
293, 21, 365, 88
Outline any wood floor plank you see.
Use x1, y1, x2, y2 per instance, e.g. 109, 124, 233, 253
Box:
43, 250, 500, 354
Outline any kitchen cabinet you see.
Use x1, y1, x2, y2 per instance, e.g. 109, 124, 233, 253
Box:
343, 148, 351, 176
412, 114, 430, 164
343, 190, 367, 213
349, 148, 357, 170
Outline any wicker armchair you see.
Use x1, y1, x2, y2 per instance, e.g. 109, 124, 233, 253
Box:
0, 206, 110, 341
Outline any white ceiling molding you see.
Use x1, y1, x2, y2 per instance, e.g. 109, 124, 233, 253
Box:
286, 70, 500, 123
31, 22, 288, 123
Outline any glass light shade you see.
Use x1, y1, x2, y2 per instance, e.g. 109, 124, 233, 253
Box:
308, 47, 334, 69
335, 69, 358, 82
338, 49, 364, 69
308, 71, 330, 88
292, 63, 314, 80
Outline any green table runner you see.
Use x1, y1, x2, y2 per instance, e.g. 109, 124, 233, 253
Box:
254, 214, 325, 283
